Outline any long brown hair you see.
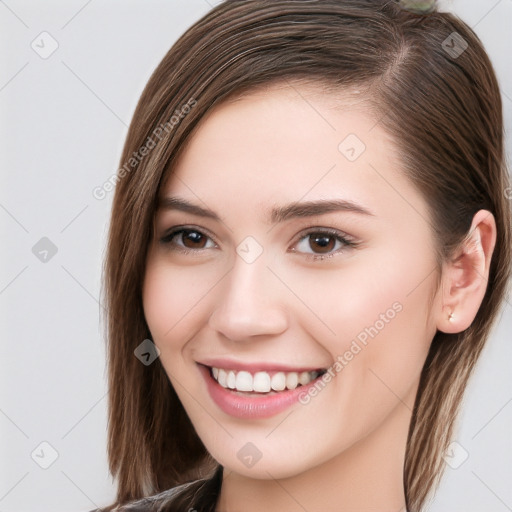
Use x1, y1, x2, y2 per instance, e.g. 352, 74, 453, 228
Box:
101, 1, 511, 510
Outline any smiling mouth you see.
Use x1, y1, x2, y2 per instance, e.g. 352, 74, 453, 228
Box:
208, 366, 327, 394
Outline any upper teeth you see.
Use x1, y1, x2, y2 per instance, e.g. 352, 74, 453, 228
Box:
211, 367, 322, 393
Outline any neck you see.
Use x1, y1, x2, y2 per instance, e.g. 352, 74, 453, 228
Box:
216, 386, 415, 512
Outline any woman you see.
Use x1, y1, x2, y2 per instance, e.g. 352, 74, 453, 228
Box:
96, 0, 511, 510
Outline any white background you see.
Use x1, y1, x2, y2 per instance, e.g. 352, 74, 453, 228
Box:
0, 1, 511, 511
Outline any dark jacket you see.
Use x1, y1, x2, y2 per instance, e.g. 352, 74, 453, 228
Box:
89, 467, 222, 512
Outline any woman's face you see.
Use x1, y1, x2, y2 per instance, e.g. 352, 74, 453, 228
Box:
143, 82, 441, 478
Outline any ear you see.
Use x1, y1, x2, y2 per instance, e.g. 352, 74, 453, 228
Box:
436, 209, 497, 334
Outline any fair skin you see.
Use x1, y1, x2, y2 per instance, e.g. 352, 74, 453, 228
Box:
142, 82, 496, 512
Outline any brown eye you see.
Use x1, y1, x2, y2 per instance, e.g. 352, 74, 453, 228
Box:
181, 230, 208, 248
160, 228, 216, 251
308, 233, 336, 254
292, 228, 355, 259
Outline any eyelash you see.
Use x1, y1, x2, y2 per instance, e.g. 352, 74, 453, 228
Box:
159, 225, 358, 262
290, 227, 357, 261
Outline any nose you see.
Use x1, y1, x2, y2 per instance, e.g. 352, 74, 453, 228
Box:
208, 253, 289, 341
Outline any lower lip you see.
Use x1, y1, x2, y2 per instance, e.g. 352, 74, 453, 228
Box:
198, 364, 324, 419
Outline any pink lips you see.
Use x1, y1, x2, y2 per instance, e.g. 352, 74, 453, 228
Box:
198, 363, 325, 419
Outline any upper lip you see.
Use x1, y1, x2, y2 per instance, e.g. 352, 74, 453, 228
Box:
198, 358, 327, 373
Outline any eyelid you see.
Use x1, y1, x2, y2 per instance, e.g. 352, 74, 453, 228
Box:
159, 224, 220, 249
289, 226, 358, 260
291, 225, 356, 245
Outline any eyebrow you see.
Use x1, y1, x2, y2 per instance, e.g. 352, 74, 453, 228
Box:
158, 196, 374, 224
269, 198, 374, 223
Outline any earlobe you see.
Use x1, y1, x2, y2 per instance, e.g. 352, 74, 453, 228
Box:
436, 210, 497, 334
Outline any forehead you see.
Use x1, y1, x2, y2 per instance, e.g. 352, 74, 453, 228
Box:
160, 82, 426, 224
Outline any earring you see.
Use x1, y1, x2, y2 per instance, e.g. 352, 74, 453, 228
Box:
448, 312, 455, 322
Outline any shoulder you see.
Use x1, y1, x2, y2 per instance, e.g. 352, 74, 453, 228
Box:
90, 466, 223, 512
88, 480, 203, 512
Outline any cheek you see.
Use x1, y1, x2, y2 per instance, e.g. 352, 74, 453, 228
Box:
278, 261, 435, 449
281, 247, 437, 394
142, 254, 228, 357
280, 254, 434, 346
